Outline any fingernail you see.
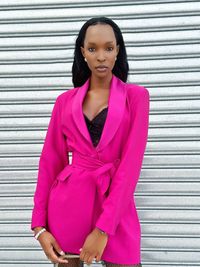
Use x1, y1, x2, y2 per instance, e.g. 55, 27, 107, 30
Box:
79, 248, 82, 251
60, 250, 65, 255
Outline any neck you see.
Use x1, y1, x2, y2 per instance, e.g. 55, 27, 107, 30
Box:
89, 72, 113, 91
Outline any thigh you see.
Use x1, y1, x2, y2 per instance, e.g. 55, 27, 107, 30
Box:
56, 263, 83, 267
102, 261, 142, 267
55, 252, 84, 267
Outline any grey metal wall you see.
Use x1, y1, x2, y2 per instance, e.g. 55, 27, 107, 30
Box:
0, 0, 200, 266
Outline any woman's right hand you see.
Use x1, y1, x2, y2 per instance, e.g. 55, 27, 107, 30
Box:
34, 227, 69, 264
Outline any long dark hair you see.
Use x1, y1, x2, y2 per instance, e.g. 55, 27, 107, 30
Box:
72, 16, 129, 87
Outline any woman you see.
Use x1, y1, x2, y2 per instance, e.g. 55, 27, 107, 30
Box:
31, 16, 150, 267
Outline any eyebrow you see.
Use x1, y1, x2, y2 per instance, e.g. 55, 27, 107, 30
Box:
87, 41, 114, 45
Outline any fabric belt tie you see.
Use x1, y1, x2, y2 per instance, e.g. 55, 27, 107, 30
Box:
56, 151, 120, 198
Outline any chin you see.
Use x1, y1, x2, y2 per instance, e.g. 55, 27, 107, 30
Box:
94, 69, 111, 76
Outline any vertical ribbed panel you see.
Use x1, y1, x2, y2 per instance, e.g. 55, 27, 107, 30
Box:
0, 1, 200, 266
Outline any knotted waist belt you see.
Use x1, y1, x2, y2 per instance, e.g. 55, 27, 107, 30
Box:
56, 151, 120, 199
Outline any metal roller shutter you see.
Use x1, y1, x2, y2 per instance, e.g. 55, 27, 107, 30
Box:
0, 0, 199, 266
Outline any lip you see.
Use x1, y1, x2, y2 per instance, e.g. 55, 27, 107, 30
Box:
96, 65, 108, 69
96, 65, 108, 72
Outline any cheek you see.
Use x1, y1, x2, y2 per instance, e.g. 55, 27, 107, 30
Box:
108, 53, 117, 61
86, 54, 95, 64
109, 57, 117, 66
86, 61, 94, 70
84, 57, 93, 69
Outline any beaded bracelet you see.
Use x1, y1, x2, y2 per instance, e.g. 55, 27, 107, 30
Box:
34, 227, 46, 240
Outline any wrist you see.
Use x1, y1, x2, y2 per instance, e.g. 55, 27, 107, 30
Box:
95, 227, 108, 237
33, 226, 44, 235
33, 227, 47, 240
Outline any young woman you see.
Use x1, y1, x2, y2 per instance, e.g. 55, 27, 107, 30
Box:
31, 16, 150, 267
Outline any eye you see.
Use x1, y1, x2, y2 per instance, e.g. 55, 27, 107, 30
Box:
107, 47, 113, 51
88, 47, 95, 52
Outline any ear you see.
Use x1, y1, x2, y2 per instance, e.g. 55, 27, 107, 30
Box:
80, 46, 85, 58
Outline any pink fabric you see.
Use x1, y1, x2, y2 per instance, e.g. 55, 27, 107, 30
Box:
31, 74, 150, 264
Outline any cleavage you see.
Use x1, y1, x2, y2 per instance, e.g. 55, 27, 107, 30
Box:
83, 106, 108, 122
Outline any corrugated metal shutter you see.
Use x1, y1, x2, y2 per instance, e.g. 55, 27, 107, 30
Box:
0, 1, 199, 266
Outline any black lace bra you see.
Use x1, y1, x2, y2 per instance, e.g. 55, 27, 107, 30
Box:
83, 107, 108, 147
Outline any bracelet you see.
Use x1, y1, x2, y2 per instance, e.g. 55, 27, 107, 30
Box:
34, 228, 46, 240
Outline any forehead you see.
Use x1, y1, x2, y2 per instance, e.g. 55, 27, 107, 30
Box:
84, 24, 116, 45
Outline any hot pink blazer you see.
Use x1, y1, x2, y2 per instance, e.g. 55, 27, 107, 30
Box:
31, 73, 150, 264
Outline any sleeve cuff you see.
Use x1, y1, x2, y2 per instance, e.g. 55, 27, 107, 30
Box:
31, 209, 47, 231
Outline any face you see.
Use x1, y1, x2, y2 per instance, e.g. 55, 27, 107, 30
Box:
81, 24, 119, 78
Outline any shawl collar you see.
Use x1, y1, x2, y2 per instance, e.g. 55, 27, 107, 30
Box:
72, 73, 127, 152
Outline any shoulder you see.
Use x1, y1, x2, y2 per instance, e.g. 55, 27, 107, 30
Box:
125, 81, 150, 105
125, 81, 149, 98
53, 86, 79, 107
57, 87, 78, 101
48, 87, 78, 115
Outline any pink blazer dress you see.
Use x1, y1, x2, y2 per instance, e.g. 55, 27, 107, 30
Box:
30, 73, 150, 264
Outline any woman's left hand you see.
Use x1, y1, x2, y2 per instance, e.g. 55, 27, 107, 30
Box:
79, 227, 108, 265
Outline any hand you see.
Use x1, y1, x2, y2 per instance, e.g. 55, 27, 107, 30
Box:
34, 228, 69, 265
79, 227, 108, 265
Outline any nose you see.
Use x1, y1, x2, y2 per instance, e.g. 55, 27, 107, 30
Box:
97, 52, 106, 61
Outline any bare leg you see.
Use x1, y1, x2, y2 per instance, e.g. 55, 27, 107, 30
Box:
56, 252, 84, 267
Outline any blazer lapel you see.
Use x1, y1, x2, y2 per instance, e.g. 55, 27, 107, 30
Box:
72, 73, 127, 152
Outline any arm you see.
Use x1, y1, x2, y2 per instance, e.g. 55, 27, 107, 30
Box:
31, 95, 69, 231
95, 88, 150, 236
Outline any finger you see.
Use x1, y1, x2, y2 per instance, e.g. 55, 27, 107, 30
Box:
52, 240, 65, 256
46, 252, 57, 264
80, 249, 86, 261
79, 247, 82, 257
85, 253, 92, 265
46, 251, 58, 264
48, 246, 68, 264
82, 251, 88, 263
57, 256, 69, 264
87, 255, 94, 265
48, 253, 68, 264
95, 254, 101, 262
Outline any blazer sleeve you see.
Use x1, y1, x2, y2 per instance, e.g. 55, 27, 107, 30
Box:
31, 95, 69, 230
95, 88, 150, 236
